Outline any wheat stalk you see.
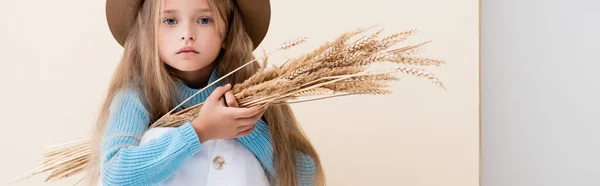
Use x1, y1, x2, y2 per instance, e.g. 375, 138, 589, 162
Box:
13, 26, 446, 184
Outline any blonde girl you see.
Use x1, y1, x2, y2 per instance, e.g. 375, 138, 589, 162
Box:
85, 0, 325, 185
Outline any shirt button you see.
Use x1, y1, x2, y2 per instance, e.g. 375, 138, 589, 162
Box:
212, 156, 226, 170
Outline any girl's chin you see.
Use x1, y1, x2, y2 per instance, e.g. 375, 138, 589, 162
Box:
170, 63, 209, 72
162, 58, 211, 72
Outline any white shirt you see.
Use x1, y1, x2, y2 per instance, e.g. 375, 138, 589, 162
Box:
138, 127, 271, 186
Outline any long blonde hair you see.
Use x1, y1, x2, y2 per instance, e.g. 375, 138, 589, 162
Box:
86, 0, 325, 185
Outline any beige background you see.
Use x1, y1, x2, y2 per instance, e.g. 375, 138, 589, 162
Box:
0, 0, 479, 185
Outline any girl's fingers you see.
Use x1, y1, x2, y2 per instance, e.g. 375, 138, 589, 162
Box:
217, 97, 227, 107
207, 84, 231, 103
242, 103, 268, 115
224, 91, 239, 107
223, 102, 269, 119
257, 105, 268, 116
252, 104, 268, 117
236, 125, 255, 137
236, 109, 266, 125
237, 123, 255, 132
236, 116, 259, 126
228, 106, 264, 118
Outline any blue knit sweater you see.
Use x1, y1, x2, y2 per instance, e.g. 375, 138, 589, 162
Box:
100, 68, 316, 186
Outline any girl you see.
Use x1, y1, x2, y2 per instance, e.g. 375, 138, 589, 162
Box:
85, 0, 325, 185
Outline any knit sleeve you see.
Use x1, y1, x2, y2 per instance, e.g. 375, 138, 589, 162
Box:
100, 88, 203, 186
295, 152, 317, 186
235, 119, 317, 186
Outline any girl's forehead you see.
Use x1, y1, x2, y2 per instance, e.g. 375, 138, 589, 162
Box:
162, 0, 211, 12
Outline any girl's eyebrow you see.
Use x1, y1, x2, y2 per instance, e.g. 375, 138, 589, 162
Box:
163, 9, 176, 14
195, 8, 212, 13
162, 8, 212, 14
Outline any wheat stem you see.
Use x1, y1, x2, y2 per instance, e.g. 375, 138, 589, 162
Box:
274, 93, 357, 105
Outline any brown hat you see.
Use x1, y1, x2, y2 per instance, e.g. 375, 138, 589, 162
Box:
105, 0, 271, 49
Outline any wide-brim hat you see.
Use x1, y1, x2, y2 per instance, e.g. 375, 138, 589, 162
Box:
106, 0, 271, 49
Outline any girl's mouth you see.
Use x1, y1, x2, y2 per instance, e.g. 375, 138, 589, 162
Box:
177, 46, 199, 54
178, 51, 199, 55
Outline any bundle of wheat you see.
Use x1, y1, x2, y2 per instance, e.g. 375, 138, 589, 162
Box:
13, 26, 445, 184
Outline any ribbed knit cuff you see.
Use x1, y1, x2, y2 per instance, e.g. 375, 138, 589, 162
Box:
178, 121, 202, 154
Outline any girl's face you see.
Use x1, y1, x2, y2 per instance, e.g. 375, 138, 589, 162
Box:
158, 0, 224, 72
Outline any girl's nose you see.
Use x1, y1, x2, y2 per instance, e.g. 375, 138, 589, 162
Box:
180, 23, 195, 41
181, 36, 194, 41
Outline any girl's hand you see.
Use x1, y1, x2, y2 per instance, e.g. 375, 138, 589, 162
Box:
191, 83, 268, 143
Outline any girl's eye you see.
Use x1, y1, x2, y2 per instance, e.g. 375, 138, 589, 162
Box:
164, 18, 177, 25
198, 17, 212, 25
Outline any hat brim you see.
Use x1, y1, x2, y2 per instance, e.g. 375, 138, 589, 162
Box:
105, 0, 270, 49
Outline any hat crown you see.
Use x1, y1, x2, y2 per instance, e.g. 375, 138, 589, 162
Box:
105, 0, 271, 49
